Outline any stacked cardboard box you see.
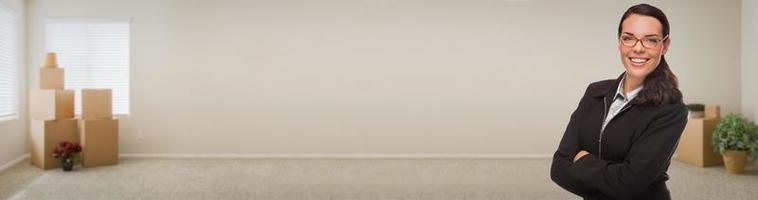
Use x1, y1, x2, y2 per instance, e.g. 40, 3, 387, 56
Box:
30, 53, 79, 170
675, 105, 723, 167
79, 89, 119, 167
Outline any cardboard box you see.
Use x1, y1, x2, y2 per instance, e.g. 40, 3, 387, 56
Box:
675, 118, 723, 167
79, 118, 119, 167
82, 89, 113, 119
43, 52, 58, 68
705, 105, 720, 119
30, 89, 74, 120
39, 68, 64, 89
30, 119, 80, 170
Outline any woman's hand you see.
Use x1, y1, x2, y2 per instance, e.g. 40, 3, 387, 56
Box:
573, 150, 590, 163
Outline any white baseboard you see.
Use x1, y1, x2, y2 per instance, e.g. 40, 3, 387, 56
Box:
119, 153, 553, 159
0, 154, 29, 173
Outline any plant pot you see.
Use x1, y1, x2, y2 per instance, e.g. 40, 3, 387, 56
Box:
722, 150, 747, 174
688, 111, 704, 118
61, 157, 74, 172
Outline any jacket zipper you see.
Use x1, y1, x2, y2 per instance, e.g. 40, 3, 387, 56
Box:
599, 97, 608, 159
598, 97, 634, 159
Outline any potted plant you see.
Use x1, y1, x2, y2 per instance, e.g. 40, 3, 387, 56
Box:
711, 113, 758, 174
686, 103, 705, 118
52, 141, 82, 172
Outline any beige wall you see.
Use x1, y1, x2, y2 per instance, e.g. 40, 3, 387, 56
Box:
744, 0, 757, 122
25, 0, 742, 156
0, 0, 26, 169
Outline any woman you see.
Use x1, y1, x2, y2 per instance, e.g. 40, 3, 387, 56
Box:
550, 4, 687, 200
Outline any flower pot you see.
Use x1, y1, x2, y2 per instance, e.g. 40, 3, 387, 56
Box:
722, 150, 747, 174
688, 111, 704, 119
62, 157, 74, 172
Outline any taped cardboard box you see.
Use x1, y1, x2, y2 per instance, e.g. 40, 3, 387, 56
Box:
30, 119, 80, 170
705, 105, 720, 119
40, 68, 64, 89
676, 118, 722, 167
79, 118, 119, 167
675, 105, 723, 167
43, 52, 59, 68
30, 89, 74, 120
82, 89, 113, 119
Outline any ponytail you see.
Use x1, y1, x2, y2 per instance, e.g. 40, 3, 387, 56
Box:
632, 56, 683, 106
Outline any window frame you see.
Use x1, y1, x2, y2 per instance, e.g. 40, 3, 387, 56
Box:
0, 3, 21, 121
44, 18, 131, 116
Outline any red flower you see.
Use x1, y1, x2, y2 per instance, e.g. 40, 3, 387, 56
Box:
52, 141, 82, 159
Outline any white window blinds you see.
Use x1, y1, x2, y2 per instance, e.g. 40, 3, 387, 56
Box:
46, 19, 130, 115
0, 5, 20, 119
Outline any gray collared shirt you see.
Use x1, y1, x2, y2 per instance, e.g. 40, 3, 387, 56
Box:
601, 76, 643, 132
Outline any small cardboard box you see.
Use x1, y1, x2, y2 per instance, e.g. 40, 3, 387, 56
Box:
82, 89, 113, 119
705, 105, 720, 119
39, 68, 64, 89
30, 89, 74, 120
43, 52, 58, 68
675, 118, 723, 167
79, 118, 119, 167
30, 119, 80, 170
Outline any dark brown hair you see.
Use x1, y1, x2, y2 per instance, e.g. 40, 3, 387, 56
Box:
618, 4, 683, 106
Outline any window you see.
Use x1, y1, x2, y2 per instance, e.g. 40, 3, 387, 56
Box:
0, 4, 20, 119
46, 19, 130, 115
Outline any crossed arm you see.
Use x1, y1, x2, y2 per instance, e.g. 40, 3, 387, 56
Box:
550, 103, 687, 199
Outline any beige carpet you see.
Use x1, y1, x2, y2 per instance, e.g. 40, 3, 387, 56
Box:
0, 158, 756, 199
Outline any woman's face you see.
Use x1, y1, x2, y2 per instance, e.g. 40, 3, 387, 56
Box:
618, 14, 670, 80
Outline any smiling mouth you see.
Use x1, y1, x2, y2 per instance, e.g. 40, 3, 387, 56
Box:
629, 57, 650, 66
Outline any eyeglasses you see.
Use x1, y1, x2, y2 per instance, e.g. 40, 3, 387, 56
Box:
619, 34, 668, 48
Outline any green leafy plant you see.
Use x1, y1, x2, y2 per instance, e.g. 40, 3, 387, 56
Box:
712, 113, 758, 160
686, 103, 705, 112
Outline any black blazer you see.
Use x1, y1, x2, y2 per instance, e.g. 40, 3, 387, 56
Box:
550, 74, 688, 200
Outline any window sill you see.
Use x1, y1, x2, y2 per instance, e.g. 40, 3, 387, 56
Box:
0, 115, 19, 122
